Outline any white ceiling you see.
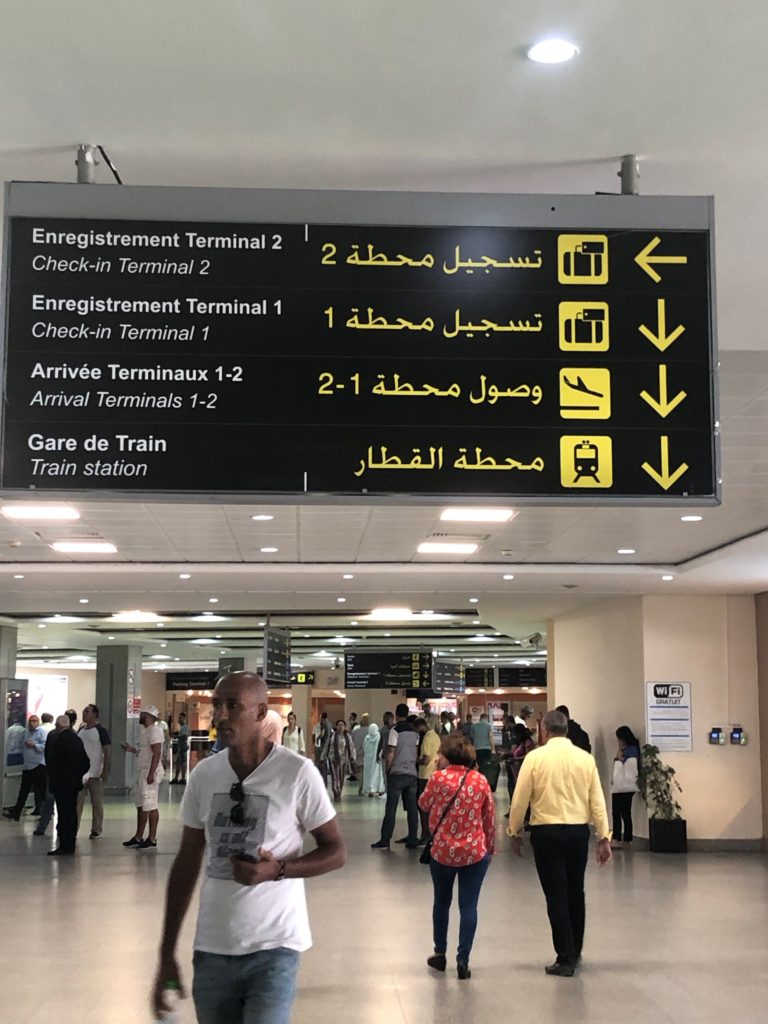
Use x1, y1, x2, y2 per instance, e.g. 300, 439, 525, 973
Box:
2, 1, 768, 667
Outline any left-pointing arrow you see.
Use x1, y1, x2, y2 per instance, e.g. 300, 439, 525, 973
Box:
635, 236, 688, 283
640, 365, 687, 418
642, 436, 689, 491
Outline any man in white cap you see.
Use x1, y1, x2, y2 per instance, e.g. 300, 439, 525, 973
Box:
121, 704, 165, 850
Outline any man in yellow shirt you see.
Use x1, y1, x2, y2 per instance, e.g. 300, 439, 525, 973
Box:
507, 709, 611, 976
416, 718, 442, 845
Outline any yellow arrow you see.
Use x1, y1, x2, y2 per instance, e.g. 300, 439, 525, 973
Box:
635, 236, 688, 283
642, 436, 689, 491
638, 299, 685, 352
640, 365, 687, 418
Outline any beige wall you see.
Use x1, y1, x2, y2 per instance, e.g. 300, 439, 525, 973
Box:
755, 593, 768, 847
551, 594, 763, 842
550, 596, 645, 810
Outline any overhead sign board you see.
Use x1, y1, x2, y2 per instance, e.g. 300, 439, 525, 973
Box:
0, 184, 717, 503
166, 670, 218, 691
497, 666, 547, 688
464, 667, 496, 688
344, 650, 432, 690
263, 626, 291, 686
290, 670, 315, 686
431, 659, 465, 694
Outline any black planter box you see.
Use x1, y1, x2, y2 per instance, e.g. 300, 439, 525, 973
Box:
648, 817, 687, 853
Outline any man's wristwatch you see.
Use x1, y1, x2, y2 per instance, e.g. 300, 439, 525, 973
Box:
275, 860, 287, 881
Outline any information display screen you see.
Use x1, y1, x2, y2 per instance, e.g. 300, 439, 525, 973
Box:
432, 659, 465, 694
497, 666, 547, 688
344, 650, 432, 690
263, 626, 291, 686
0, 187, 717, 502
464, 667, 496, 688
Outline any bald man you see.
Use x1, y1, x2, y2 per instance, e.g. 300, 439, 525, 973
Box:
152, 671, 346, 1024
46, 715, 90, 856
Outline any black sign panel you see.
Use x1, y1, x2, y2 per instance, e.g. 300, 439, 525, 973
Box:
432, 660, 465, 694
166, 670, 218, 691
464, 667, 496, 688
344, 650, 432, 690
290, 670, 315, 686
263, 626, 291, 686
0, 202, 716, 501
497, 666, 547, 688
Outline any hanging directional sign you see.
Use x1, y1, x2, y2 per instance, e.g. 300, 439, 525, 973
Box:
0, 183, 718, 503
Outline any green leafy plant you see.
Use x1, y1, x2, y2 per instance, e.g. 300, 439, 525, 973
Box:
637, 744, 683, 820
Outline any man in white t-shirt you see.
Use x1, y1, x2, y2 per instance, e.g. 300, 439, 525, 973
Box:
76, 703, 112, 838
152, 671, 345, 1024
121, 704, 164, 851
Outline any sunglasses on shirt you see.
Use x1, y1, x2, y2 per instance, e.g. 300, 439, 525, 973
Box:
230, 781, 245, 825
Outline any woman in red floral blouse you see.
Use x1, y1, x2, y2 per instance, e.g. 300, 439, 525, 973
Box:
418, 733, 496, 980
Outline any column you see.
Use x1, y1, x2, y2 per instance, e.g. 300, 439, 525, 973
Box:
96, 644, 143, 796
0, 625, 18, 679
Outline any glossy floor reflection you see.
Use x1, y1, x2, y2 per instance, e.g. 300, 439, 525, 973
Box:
1, 785, 766, 1023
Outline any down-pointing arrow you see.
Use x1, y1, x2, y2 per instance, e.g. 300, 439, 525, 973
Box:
639, 299, 686, 352
640, 365, 687, 418
642, 436, 689, 491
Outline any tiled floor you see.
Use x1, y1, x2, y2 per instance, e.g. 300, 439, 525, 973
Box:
1, 786, 766, 1023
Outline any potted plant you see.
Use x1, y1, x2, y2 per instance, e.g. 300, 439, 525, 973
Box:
637, 744, 687, 853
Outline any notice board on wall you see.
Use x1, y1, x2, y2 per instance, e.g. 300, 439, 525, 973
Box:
645, 680, 693, 752
1, 184, 718, 503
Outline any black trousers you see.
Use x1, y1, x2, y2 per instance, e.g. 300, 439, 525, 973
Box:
612, 792, 634, 842
53, 786, 80, 853
530, 824, 589, 965
11, 764, 47, 816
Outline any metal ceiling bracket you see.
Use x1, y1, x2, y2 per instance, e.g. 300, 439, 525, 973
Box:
619, 154, 640, 195
75, 143, 98, 184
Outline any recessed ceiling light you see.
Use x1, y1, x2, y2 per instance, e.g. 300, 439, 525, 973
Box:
209, 597, 219, 604
503, 574, 515, 580
38, 624, 46, 629
469, 598, 479, 604
681, 515, 703, 522
160, 642, 167, 647
79, 598, 89, 604
440, 508, 515, 523
343, 573, 354, 580
107, 635, 115, 640
473, 619, 480, 625
179, 573, 191, 580
51, 541, 117, 554
527, 38, 579, 64
259, 620, 266, 626
43, 614, 83, 623
384, 632, 391, 637
337, 597, 347, 603
110, 610, 163, 623
350, 621, 359, 626
251, 514, 274, 521
662, 574, 674, 582
617, 548, 636, 555
260, 546, 279, 553
2, 504, 80, 521
418, 541, 478, 554
367, 607, 411, 620
13, 574, 24, 579
190, 638, 218, 645
191, 613, 228, 622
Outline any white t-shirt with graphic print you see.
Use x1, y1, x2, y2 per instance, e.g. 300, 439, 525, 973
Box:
180, 744, 335, 955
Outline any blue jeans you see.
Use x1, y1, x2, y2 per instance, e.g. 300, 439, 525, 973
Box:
192, 948, 300, 1024
430, 854, 491, 963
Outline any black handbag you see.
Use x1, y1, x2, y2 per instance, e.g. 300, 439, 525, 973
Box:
420, 770, 469, 865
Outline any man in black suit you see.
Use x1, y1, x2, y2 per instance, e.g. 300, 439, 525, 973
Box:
46, 715, 90, 856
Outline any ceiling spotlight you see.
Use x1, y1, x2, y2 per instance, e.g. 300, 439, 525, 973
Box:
260, 546, 279, 553
209, 597, 219, 604
109, 610, 163, 623
617, 548, 636, 555
251, 514, 274, 521
342, 573, 354, 580
662, 574, 675, 582
527, 38, 579, 64
681, 515, 703, 522
43, 614, 83, 623
337, 597, 347, 603
79, 598, 89, 604
13, 574, 24, 580
469, 597, 479, 604
179, 573, 191, 579
503, 574, 515, 580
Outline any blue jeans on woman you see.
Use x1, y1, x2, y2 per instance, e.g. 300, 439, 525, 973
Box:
429, 854, 491, 963
192, 947, 300, 1024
